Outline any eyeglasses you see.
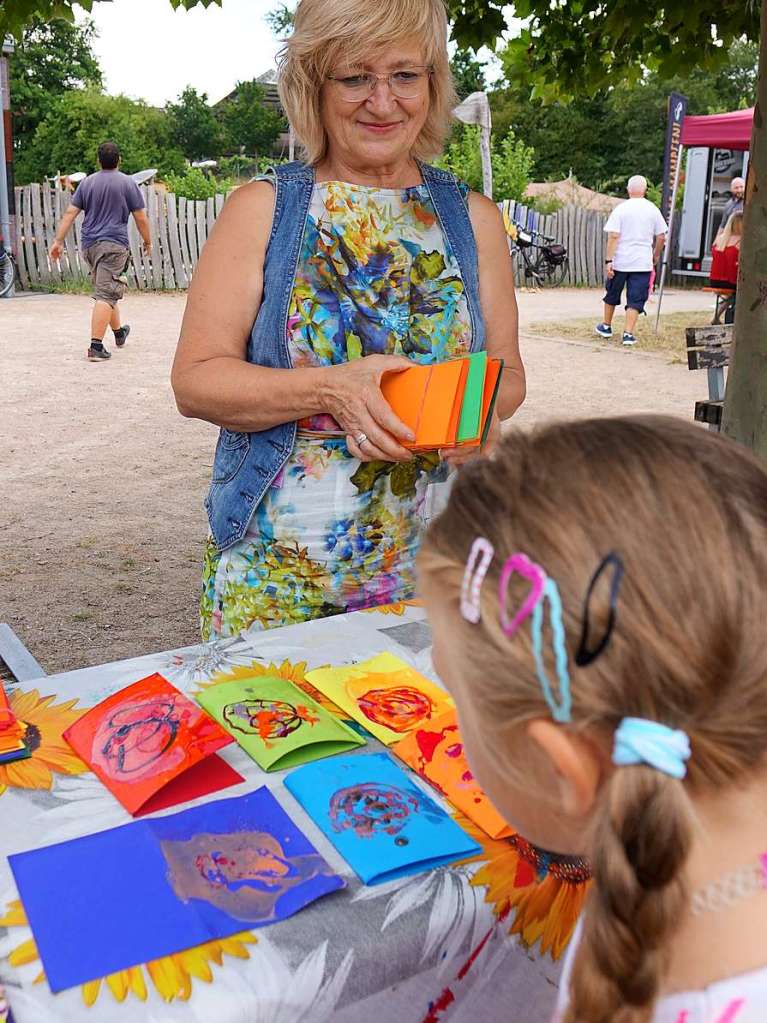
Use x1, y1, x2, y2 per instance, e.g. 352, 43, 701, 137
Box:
326, 67, 433, 102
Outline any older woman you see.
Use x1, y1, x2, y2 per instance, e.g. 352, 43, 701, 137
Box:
171, 0, 525, 641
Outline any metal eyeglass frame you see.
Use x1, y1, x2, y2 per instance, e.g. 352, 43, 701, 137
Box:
326, 67, 433, 101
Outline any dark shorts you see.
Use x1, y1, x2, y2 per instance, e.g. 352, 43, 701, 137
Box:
82, 241, 130, 307
603, 270, 652, 313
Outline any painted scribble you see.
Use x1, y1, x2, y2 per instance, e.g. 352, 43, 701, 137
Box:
355, 686, 433, 732
94, 698, 180, 776
328, 782, 421, 839
222, 698, 320, 748
161, 830, 333, 922
415, 723, 482, 805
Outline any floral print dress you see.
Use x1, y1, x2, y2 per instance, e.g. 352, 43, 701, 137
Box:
201, 180, 473, 641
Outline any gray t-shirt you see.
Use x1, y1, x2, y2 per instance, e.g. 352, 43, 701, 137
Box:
72, 170, 145, 250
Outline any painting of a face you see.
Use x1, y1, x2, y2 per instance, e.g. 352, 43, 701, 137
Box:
415, 723, 482, 804
162, 830, 333, 922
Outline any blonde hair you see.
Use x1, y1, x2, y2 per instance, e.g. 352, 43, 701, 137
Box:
277, 0, 457, 165
419, 416, 767, 1023
714, 211, 744, 251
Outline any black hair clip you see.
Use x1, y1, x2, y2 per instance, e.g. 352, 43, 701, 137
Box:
574, 552, 624, 667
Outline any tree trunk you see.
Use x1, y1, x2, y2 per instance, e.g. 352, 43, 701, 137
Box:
722, 0, 767, 452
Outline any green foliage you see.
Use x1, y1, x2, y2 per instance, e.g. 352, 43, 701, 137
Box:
217, 154, 289, 179
265, 2, 294, 35
0, 0, 223, 38
219, 80, 286, 156
9, 17, 102, 158
16, 89, 186, 184
436, 124, 534, 200
162, 166, 233, 200
450, 50, 487, 101
166, 86, 223, 161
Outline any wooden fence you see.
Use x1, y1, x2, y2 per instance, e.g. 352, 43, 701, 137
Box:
13, 182, 609, 291
13, 182, 226, 292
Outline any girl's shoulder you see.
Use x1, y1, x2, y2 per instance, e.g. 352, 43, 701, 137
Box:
653, 964, 767, 1023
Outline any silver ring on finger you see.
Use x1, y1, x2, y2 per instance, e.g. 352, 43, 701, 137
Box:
354, 431, 368, 448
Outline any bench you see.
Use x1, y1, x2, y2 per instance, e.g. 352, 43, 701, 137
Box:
0, 623, 46, 685
702, 286, 736, 325
686, 324, 732, 432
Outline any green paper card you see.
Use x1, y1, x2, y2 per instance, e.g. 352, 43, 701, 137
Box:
457, 351, 487, 444
196, 676, 365, 772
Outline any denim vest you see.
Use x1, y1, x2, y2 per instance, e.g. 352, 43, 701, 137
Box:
206, 160, 487, 551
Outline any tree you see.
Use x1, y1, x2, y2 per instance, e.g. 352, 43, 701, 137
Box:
17, 89, 186, 183
450, 50, 487, 101
219, 81, 285, 157
437, 124, 533, 200
9, 17, 102, 157
167, 85, 222, 161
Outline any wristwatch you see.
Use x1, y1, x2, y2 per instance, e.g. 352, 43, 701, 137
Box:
605, 259, 613, 264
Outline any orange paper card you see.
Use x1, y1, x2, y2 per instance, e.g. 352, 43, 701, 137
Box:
417, 359, 467, 448
381, 363, 432, 443
393, 708, 513, 839
64, 673, 242, 816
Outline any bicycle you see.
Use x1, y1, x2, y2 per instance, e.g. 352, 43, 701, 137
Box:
501, 207, 569, 287
0, 241, 18, 298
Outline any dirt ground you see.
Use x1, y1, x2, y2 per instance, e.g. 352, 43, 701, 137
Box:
1, 285, 714, 676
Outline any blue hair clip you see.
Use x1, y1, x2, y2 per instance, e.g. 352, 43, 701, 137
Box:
613, 718, 691, 779
531, 577, 572, 723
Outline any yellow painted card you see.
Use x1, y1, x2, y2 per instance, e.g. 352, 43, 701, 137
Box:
305, 653, 453, 746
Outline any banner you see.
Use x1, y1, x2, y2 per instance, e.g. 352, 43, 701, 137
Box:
661, 92, 687, 223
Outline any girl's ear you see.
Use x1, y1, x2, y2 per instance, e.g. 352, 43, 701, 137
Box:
526, 719, 603, 817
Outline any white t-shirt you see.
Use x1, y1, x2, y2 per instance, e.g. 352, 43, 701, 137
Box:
604, 197, 668, 272
554, 920, 767, 1023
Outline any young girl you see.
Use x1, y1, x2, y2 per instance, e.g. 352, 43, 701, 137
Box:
419, 415, 767, 1023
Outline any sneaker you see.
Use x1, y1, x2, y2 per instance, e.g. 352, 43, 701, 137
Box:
622, 332, 637, 346
595, 322, 613, 338
114, 324, 130, 348
87, 343, 112, 360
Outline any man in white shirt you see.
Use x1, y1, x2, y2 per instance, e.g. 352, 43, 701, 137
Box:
596, 175, 668, 345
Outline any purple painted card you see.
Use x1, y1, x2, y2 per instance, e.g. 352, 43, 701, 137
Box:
9, 787, 344, 993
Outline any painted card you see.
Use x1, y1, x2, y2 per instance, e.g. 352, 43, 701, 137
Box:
196, 676, 365, 771
306, 653, 453, 745
284, 752, 480, 885
393, 709, 513, 840
9, 787, 345, 993
64, 673, 243, 815
0, 683, 28, 763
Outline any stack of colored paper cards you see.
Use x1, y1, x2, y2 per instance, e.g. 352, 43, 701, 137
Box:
64, 673, 244, 816
306, 653, 453, 746
285, 752, 480, 885
0, 683, 29, 766
393, 708, 513, 840
9, 788, 344, 992
196, 676, 366, 771
381, 351, 503, 451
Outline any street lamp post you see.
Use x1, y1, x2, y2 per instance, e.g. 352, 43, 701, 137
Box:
0, 36, 14, 260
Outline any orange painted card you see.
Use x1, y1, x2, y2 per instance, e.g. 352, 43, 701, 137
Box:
393, 708, 513, 840
381, 364, 432, 446
64, 673, 241, 815
443, 358, 470, 447
416, 359, 467, 448
479, 358, 503, 441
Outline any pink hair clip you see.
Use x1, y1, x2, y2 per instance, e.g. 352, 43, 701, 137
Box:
460, 538, 495, 623
498, 553, 547, 637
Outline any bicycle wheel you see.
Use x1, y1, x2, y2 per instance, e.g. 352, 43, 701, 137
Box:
536, 255, 569, 288
0, 251, 14, 298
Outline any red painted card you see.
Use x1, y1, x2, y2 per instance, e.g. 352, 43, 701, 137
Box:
63, 673, 243, 815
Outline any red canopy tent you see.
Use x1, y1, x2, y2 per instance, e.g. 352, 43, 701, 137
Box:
655, 107, 754, 328
679, 107, 754, 151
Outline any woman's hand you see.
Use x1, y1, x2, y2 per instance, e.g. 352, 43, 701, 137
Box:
320, 354, 416, 462
439, 410, 501, 468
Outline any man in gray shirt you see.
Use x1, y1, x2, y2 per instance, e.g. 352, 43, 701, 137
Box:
49, 141, 152, 361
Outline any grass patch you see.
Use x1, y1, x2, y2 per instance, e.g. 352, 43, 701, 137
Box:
28, 278, 93, 296
528, 309, 713, 354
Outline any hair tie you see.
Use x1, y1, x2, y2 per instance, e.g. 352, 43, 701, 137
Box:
575, 552, 624, 667
498, 553, 547, 637
531, 578, 572, 722
613, 718, 691, 779
460, 538, 494, 623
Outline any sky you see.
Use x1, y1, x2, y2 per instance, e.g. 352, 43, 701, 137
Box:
76, 0, 512, 108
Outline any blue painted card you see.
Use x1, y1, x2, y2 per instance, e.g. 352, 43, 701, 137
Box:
9, 787, 344, 993
284, 752, 480, 885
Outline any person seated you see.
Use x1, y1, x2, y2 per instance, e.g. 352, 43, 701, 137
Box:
709, 212, 742, 324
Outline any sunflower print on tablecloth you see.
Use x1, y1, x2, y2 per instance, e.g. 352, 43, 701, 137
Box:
0, 689, 87, 798
202, 180, 472, 642
458, 816, 592, 960
0, 899, 257, 1006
